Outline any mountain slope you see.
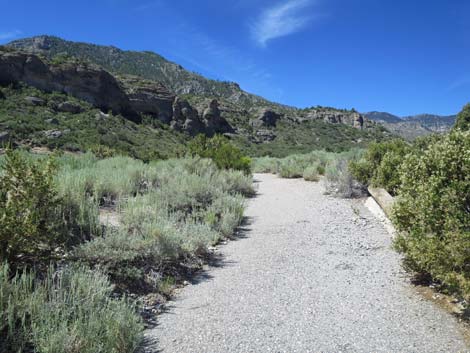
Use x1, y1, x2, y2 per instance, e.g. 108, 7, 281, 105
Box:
363, 111, 402, 124
364, 112, 456, 139
1, 36, 393, 157
7, 36, 458, 142
7, 35, 270, 108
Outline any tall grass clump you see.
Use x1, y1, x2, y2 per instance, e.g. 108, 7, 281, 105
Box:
0, 263, 143, 353
324, 158, 355, 198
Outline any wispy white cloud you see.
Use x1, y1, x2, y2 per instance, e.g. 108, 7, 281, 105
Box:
166, 22, 273, 86
447, 76, 470, 91
0, 30, 22, 41
251, 0, 315, 47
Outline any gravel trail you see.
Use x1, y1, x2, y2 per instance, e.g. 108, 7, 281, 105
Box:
146, 174, 468, 353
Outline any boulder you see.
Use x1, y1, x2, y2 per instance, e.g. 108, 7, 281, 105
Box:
96, 111, 110, 120
57, 101, 84, 114
203, 99, 234, 136
25, 96, 45, 106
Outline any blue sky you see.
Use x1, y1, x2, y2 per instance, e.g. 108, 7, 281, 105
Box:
1, 0, 469, 116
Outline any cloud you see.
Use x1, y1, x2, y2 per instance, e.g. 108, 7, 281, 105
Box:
166, 22, 273, 86
447, 76, 470, 91
251, 0, 314, 47
0, 30, 22, 41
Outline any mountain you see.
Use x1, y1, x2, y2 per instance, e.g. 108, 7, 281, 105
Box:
403, 114, 456, 131
363, 111, 402, 124
7, 35, 271, 109
0, 35, 392, 158
364, 112, 456, 140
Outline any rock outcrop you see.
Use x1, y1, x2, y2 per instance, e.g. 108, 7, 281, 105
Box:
0, 51, 136, 119
119, 76, 175, 123
302, 109, 365, 129
0, 49, 239, 137
203, 100, 234, 136
25, 96, 45, 106
252, 109, 282, 128
56, 101, 84, 114
171, 97, 205, 136
0, 46, 387, 148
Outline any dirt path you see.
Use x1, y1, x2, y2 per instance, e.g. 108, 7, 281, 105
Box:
145, 174, 468, 353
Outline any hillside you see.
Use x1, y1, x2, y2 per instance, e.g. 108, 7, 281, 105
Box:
0, 37, 392, 157
7, 35, 271, 108
364, 111, 456, 139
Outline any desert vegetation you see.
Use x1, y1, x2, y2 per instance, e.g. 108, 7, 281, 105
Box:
253, 107, 470, 306
252, 149, 363, 198
348, 106, 470, 304
0, 135, 253, 352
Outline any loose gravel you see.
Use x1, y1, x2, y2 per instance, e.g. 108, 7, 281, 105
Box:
145, 173, 469, 353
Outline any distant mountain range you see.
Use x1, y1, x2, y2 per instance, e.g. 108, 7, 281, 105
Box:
364, 112, 456, 139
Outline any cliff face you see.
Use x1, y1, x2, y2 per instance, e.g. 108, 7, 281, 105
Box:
6, 36, 372, 132
7, 35, 269, 107
0, 49, 233, 136
0, 50, 134, 118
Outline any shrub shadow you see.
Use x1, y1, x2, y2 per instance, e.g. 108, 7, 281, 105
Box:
141, 212, 256, 352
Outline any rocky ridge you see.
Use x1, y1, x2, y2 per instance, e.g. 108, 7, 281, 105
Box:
365, 111, 456, 139
0, 49, 233, 136
0, 44, 378, 145
5, 35, 457, 142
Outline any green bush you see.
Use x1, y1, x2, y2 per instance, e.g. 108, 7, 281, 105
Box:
349, 139, 411, 194
0, 150, 63, 263
89, 144, 118, 159
188, 135, 251, 174
454, 103, 470, 131
392, 130, 470, 299
0, 263, 143, 353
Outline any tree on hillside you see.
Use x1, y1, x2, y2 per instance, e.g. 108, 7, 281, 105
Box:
454, 103, 470, 131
